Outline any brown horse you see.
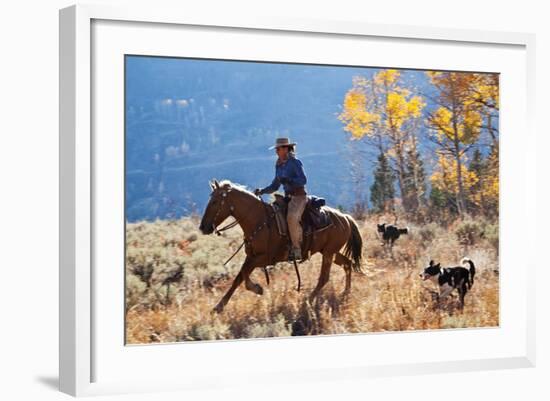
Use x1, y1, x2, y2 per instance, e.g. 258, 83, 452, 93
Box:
199, 179, 365, 313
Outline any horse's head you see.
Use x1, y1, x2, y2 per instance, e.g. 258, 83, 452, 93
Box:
199, 179, 235, 234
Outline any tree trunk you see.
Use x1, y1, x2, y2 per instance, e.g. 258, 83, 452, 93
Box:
486, 112, 498, 148
395, 143, 408, 211
453, 133, 465, 217
450, 87, 465, 217
409, 136, 422, 211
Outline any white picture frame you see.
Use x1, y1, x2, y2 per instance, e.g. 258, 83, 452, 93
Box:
59, 4, 536, 397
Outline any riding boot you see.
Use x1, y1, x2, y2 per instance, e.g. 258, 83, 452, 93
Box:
288, 246, 302, 262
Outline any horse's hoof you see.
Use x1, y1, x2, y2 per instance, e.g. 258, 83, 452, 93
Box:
212, 303, 224, 314
246, 282, 264, 295
249, 283, 263, 295
255, 284, 264, 295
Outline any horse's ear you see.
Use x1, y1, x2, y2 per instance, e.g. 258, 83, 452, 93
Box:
209, 180, 216, 190
429, 260, 434, 266
213, 179, 220, 189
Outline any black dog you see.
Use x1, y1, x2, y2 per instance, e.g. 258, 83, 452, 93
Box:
420, 258, 476, 308
377, 223, 409, 247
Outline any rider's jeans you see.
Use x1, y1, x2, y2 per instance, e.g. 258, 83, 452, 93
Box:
287, 194, 307, 249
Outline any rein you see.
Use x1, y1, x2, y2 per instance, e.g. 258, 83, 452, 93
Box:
211, 187, 301, 291
222, 205, 276, 267
211, 189, 275, 266
214, 219, 239, 235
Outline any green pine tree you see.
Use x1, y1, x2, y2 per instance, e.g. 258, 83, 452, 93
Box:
370, 151, 395, 213
403, 145, 427, 212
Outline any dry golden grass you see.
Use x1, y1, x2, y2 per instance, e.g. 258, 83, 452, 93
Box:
125, 215, 499, 344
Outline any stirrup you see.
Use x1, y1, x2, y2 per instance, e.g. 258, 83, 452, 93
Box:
288, 247, 302, 262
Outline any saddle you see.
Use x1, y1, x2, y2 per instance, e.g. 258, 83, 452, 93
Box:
270, 194, 333, 238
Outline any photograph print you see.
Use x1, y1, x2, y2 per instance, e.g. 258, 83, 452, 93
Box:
124, 55, 499, 344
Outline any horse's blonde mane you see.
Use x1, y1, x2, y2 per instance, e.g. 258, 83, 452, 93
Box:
217, 179, 256, 197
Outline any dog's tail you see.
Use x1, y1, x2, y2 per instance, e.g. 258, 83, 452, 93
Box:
398, 227, 409, 235
344, 216, 364, 274
461, 257, 476, 288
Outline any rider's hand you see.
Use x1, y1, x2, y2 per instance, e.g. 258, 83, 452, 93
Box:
254, 188, 263, 196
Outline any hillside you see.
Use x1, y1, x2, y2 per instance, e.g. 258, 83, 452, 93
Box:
125, 56, 434, 221
125, 215, 499, 343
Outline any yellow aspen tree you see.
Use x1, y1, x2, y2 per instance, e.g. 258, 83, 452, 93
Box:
339, 69, 425, 212
472, 73, 499, 217
426, 72, 483, 216
431, 153, 479, 210
471, 73, 499, 147
338, 76, 382, 150
481, 149, 499, 216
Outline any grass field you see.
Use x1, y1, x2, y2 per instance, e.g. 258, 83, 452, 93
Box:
125, 214, 499, 344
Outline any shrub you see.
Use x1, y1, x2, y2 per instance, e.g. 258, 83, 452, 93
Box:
483, 223, 499, 254
418, 223, 438, 247
125, 214, 499, 343
243, 314, 291, 338
455, 220, 484, 246
186, 320, 231, 341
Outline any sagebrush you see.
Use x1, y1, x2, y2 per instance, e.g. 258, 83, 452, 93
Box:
125, 215, 499, 344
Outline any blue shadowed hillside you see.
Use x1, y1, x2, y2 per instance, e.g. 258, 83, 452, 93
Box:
125, 56, 431, 222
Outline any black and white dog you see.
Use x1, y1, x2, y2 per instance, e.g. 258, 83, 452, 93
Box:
377, 223, 409, 247
420, 258, 476, 308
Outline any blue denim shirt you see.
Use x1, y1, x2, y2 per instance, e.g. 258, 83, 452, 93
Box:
261, 154, 307, 195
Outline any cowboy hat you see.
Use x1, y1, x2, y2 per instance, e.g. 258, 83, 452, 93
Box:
268, 137, 297, 150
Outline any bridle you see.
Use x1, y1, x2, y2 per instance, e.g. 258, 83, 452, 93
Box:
209, 188, 275, 241
208, 187, 275, 263
208, 186, 301, 291
209, 189, 238, 235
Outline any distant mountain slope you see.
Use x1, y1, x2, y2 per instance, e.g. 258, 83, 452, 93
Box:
125, 56, 429, 221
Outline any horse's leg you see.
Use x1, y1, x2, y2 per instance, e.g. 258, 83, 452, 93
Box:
245, 253, 275, 295
334, 252, 352, 296
309, 252, 334, 302
213, 257, 254, 313
245, 268, 264, 295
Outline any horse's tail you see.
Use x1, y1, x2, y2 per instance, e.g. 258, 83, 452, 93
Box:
343, 215, 364, 274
